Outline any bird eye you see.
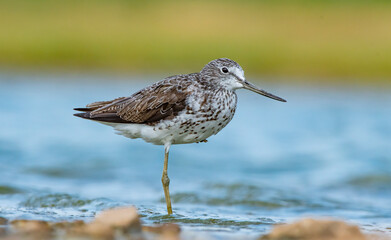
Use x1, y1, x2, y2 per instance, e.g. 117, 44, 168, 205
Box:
221, 67, 229, 73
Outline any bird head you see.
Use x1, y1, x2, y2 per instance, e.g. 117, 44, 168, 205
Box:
201, 58, 286, 102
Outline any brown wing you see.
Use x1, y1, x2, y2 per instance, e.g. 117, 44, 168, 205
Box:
73, 97, 126, 112
74, 75, 194, 124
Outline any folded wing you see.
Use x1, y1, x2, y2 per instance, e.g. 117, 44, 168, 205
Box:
74, 77, 191, 124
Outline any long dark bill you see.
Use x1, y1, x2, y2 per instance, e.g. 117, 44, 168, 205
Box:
242, 81, 287, 102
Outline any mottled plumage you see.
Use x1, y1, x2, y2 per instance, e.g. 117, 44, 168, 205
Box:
74, 58, 286, 214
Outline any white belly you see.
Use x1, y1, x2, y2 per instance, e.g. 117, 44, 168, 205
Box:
105, 111, 233, 145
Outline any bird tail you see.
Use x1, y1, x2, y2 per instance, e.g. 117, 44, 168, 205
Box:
73, 107, 92, 112
73, 112, 92, 120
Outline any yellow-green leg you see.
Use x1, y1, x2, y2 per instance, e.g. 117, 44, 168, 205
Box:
162, 143, 173, 215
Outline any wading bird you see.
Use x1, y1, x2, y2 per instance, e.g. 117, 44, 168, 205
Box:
74, 58, 286, 215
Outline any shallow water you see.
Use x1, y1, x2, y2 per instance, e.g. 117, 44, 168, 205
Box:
0, 73, 391, 239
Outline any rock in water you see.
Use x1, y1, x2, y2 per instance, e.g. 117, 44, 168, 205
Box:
11, 220, 51, 233
261, 218, 367, 240
68, 206, 142, 239
94, 206, 141, 232
143, 223, 181, 240
0, 217, 7, 225
10, 219, 52, 239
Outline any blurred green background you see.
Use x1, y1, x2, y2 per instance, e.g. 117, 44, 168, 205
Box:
1, 0, 391, 83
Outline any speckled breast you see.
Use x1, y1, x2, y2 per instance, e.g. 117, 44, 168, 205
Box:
166, 88, 238, 144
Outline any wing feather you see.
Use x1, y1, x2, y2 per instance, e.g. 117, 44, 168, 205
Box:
75, 75, 195, 124
86, 97, 127, 109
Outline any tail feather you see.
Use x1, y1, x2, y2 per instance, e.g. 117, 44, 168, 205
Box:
73, 111, 131, 123
73, 96, 131, 123
73, 112, 92, 119
74, 107, 92, 112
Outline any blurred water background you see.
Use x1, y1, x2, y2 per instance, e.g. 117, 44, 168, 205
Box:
0, 73, 390, 239
0, 0, 391, 239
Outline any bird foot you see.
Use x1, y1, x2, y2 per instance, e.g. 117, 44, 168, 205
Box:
197, 140, 208, 143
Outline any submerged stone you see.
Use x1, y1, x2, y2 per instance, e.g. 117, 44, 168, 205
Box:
66, 206, 143, 239
50, 220, 85, 230
260, 218, 366, 240
11, 220, 51, 233
10, 219, 52, 239
0, 217, 7, 225
94, 206, 141, 232
143, 223, 181, 240
142, 223, 180, 234
68, 221, 114, 239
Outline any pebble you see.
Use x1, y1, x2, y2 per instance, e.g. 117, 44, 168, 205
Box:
0, 217, 7, 225
143, 223, 181, 240
260, 218, 367, 240
11, 220, 51, 233
94, 206, 141, 231
6, 213, 387, 240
